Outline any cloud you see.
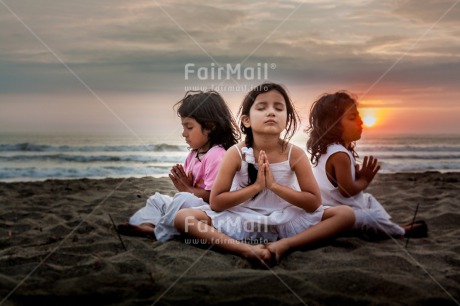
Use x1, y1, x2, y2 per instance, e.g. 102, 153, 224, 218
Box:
0, 0, 459, 109
393, 0, 460, 25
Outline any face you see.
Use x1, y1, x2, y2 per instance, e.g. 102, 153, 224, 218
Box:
181, 117, 210, 150
242, 90, 288, 135
340, 104, 363, 144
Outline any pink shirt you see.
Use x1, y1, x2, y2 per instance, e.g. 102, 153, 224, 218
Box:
183, 145, 226, 190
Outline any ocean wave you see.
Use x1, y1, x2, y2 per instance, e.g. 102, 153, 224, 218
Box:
5, 150, 459, 161
379, 161, 460, 173
358, 145, 460, 152
0, 143, 188, 153
0, 154, 185, 163
355, 154, 460, 160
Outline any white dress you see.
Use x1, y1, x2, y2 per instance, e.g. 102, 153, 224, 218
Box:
312, 143, 404, 236
197, 144, 324, 242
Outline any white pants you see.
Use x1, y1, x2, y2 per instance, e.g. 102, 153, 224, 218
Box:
129, 192, 207, 242
353, 194, 405, 236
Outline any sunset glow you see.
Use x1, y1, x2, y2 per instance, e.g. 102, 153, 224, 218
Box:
363, 115, 377, 127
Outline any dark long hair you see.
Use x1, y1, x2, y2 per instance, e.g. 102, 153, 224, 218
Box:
306, 91, 359, 166
175, 90, 240, 150
238, 83, 300, 187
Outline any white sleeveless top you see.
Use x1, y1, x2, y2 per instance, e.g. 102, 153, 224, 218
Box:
312, 143, 366, 208
203, 144, 306, 224
231, 144, 301, 214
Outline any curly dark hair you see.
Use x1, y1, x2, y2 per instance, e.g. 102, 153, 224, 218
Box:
175, 90, 240, 150
306, 91, 359, 166
238, 83, 300, 188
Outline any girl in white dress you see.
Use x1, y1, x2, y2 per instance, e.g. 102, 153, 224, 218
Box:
174, 83, 355, 265
306, 91, 427, 238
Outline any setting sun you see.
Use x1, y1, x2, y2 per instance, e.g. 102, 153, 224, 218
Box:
363, 115, 377, 127
359, 107, 382, 128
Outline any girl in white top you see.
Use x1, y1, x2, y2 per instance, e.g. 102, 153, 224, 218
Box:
307, 91, 427, 237
174, 83, 355, 266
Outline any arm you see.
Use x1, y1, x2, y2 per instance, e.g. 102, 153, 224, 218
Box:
188, 188, 210, 203
327, 153, 379, 197
264, 146, 322, 213
210, 146, 265, 212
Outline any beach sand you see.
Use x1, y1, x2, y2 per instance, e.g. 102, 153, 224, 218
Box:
0, 172, 459, 305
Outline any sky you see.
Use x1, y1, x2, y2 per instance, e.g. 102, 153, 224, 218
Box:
1, 0, 459, 140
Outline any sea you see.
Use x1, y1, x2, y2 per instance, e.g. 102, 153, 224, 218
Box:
1, 133, 459, 182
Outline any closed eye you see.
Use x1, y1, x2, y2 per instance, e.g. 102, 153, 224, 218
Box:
274, 102, 285, 111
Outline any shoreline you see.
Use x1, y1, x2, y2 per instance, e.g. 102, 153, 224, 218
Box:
2, 170, 460, 184
0, 172, 459, 304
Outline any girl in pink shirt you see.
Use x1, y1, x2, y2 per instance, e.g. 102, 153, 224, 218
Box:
118, 90, 239, 241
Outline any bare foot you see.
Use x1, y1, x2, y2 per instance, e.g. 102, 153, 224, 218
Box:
401, 220, 428, 238
117, 223, 155, 238
267, 239, 291, 264
242, 244, 272, 267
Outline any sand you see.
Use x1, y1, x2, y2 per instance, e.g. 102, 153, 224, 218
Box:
0, 172, 459, 305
